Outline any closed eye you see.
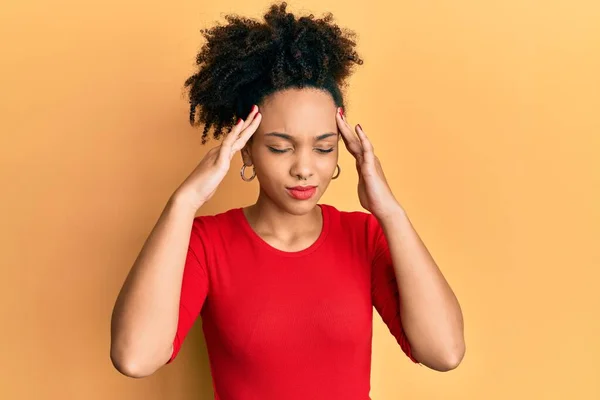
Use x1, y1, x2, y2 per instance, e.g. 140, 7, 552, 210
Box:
267, 146, 335, 154
267, 146, 289, 154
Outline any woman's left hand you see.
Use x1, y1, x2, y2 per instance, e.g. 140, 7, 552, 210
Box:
335, 108, 403, 220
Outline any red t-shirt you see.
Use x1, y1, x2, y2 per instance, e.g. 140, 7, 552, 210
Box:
167, 203, 417, 399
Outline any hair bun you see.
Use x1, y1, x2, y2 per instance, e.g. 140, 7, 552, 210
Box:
185, 1, 363, 144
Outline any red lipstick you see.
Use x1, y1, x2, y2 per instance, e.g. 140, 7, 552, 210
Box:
286, 185, 317, 200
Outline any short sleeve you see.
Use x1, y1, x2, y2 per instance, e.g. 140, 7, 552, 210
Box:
166, 217, 210, 364
368, 214, 419, 364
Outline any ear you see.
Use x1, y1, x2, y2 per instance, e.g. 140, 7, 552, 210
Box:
241, 142, 253, 166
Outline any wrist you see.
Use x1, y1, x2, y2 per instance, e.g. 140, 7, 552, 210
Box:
169, 189, 203, 215
374, 203, 406, 223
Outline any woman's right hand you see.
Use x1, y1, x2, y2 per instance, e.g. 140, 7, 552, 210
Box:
173, 105, 262, 211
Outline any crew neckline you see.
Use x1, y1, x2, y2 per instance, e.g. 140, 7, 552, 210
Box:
236, 204, 330, 257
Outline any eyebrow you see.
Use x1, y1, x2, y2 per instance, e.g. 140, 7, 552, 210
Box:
264, 132, 338, 141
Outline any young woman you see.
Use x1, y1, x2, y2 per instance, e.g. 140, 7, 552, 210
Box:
110, 2, 465, 398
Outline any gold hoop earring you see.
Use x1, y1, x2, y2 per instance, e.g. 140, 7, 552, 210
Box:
332, 164, 341, 180
240, 164, 256, 182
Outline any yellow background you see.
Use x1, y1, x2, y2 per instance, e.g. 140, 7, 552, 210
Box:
1, 0, 599, 399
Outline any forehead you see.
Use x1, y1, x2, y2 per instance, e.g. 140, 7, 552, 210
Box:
257, 88, 338, 138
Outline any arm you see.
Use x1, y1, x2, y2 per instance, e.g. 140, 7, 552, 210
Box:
110, 193, 198, 378
110, 108, 261, 378
377, 206, 465, 371
333, 108, 464, 371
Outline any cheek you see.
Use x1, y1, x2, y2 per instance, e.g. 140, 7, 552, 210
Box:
252, 150, 286, 180
316, 153, 338, 171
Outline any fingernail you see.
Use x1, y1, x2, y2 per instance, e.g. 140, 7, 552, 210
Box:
253, 112, 260, 120
339, 107, 344, 117
237, 118, 242, 124
357, 123, 362, 131
252, 105, 257, 112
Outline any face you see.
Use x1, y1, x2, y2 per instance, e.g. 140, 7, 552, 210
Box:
241, 87, 340, 215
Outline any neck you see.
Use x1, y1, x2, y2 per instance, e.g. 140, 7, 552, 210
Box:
244, 190, 322, 239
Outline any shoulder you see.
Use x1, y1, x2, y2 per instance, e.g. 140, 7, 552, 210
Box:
189, 207, 242, 240
320, 203, 380, 236
193, 207, 239, 224
321, 204, 384, 260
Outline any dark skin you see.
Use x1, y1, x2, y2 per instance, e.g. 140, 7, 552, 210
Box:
241, 87, 340, 251
241, 87, 465, 370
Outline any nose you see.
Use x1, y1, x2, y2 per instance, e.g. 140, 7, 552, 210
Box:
289, 149, 314, 181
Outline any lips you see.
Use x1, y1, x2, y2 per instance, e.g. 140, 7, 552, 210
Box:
286, 186, 317, 200
287, 186, 316, 191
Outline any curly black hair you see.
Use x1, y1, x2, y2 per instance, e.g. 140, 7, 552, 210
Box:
184, 1, 363, 144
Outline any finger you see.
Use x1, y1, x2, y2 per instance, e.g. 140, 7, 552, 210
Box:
336, 109, 362, 156
222, 117, 245, 147
339, 108, 356, 137
355, 124, 375, 164
222, 105, 260, 146
337, 107, 361, 146
231, 112, 262, 152
242, 105, 260, 130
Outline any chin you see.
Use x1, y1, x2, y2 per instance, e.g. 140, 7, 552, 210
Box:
277, 194, 322, 216
285, 201, 319, 215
